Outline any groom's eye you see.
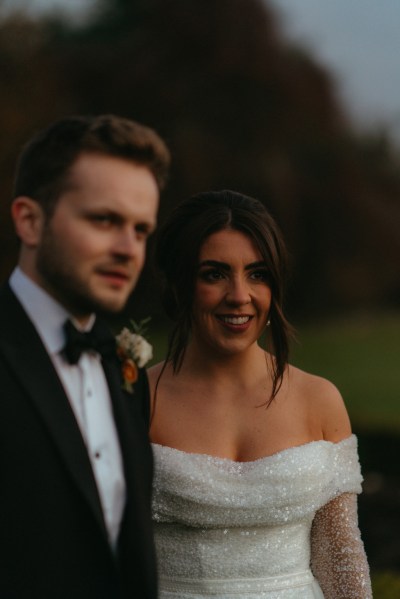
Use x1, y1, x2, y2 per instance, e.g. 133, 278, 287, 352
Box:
89, 213, 118, 228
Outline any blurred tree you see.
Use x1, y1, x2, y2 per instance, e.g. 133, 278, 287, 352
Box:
0, 0, 399, 318
0, 13, 75, 279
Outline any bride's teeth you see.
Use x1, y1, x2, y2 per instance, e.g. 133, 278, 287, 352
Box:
222, 316, 250, 325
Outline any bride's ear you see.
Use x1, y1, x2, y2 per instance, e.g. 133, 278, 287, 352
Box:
11, 196, 45, 247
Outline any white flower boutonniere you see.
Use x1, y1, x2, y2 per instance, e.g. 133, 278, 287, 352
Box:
116, 317, 153, 393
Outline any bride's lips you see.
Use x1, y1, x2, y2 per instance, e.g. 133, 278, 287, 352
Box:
216, 314, 254, 331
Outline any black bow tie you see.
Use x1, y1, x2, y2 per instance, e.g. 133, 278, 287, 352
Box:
62, 319, 117, 365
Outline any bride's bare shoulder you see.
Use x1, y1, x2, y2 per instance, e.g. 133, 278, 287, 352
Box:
288, 364, 339, 396
287, 364, 352, 441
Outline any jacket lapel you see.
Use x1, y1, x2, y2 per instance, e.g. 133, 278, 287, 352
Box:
0, 285, 108, 539
102, 357, 144, 483
101, 355, 153, 517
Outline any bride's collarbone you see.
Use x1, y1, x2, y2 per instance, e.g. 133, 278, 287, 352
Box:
172, 369, 276, 400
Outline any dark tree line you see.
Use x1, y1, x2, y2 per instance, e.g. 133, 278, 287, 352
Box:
1, 0, 399, 320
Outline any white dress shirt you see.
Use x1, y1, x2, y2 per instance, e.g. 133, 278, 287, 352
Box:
10, 267, 126, 549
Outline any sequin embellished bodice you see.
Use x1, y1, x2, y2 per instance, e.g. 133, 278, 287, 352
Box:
152, 436, 370, 598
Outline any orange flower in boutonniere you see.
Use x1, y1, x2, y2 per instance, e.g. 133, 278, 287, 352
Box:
121, 358, 138, 386
116, 318, 153, 393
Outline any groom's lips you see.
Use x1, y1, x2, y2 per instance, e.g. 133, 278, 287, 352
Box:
97, 267, 132, 287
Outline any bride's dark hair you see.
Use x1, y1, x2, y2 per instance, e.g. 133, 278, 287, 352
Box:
155, 190, 293, 404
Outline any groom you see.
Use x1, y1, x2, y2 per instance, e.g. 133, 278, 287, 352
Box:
0, 115, 170, 598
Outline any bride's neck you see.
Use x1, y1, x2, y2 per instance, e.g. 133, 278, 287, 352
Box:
181, 341, 267, 383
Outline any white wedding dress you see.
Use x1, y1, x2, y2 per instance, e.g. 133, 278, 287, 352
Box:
152, 435, 372, 598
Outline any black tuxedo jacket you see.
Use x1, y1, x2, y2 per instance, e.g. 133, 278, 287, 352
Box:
0, 284, 157, 599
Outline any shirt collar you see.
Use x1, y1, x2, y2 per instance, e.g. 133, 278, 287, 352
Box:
9, 267, 96, 356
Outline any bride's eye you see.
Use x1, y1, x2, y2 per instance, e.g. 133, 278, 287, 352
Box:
199, 269, 224, 282
250, 269, 270, 283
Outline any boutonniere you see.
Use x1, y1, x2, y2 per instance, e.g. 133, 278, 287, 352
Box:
116, 317, 153, 393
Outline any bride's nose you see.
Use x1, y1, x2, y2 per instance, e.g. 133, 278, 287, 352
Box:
225, 277, 251, 305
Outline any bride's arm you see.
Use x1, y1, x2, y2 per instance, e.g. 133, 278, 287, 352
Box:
310, 492, 372, 598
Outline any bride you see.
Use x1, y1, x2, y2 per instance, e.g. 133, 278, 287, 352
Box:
148, 190, 372, 598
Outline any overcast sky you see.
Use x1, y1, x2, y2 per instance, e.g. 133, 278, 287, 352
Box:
270, 0, 400, 139
2, 0, 400, 140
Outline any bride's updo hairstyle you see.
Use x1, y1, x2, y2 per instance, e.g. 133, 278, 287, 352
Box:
155, 190, 293, 401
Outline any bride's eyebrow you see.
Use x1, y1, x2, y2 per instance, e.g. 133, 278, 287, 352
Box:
198, 260, 229, 270
245, 261, 267, 270
198, 260, 267, 270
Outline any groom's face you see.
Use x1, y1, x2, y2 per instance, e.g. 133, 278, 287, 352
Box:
34, 152, 159, 323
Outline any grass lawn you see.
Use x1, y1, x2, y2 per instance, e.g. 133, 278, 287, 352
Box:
148, 311, 400, 432
290, 312, 400, 432
371, 571, 400, 598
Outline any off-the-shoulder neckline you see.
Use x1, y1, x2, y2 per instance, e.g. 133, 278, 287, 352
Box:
151, 434, 356, 465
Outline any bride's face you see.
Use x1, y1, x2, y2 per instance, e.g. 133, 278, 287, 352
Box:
191, 228, 272, 356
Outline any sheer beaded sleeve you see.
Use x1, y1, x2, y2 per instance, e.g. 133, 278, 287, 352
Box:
310, 492, 372, 598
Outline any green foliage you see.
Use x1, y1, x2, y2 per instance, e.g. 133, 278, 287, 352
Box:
372, 571, 400, 598
291, 312, 400, 431
148, 320, 169, 365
